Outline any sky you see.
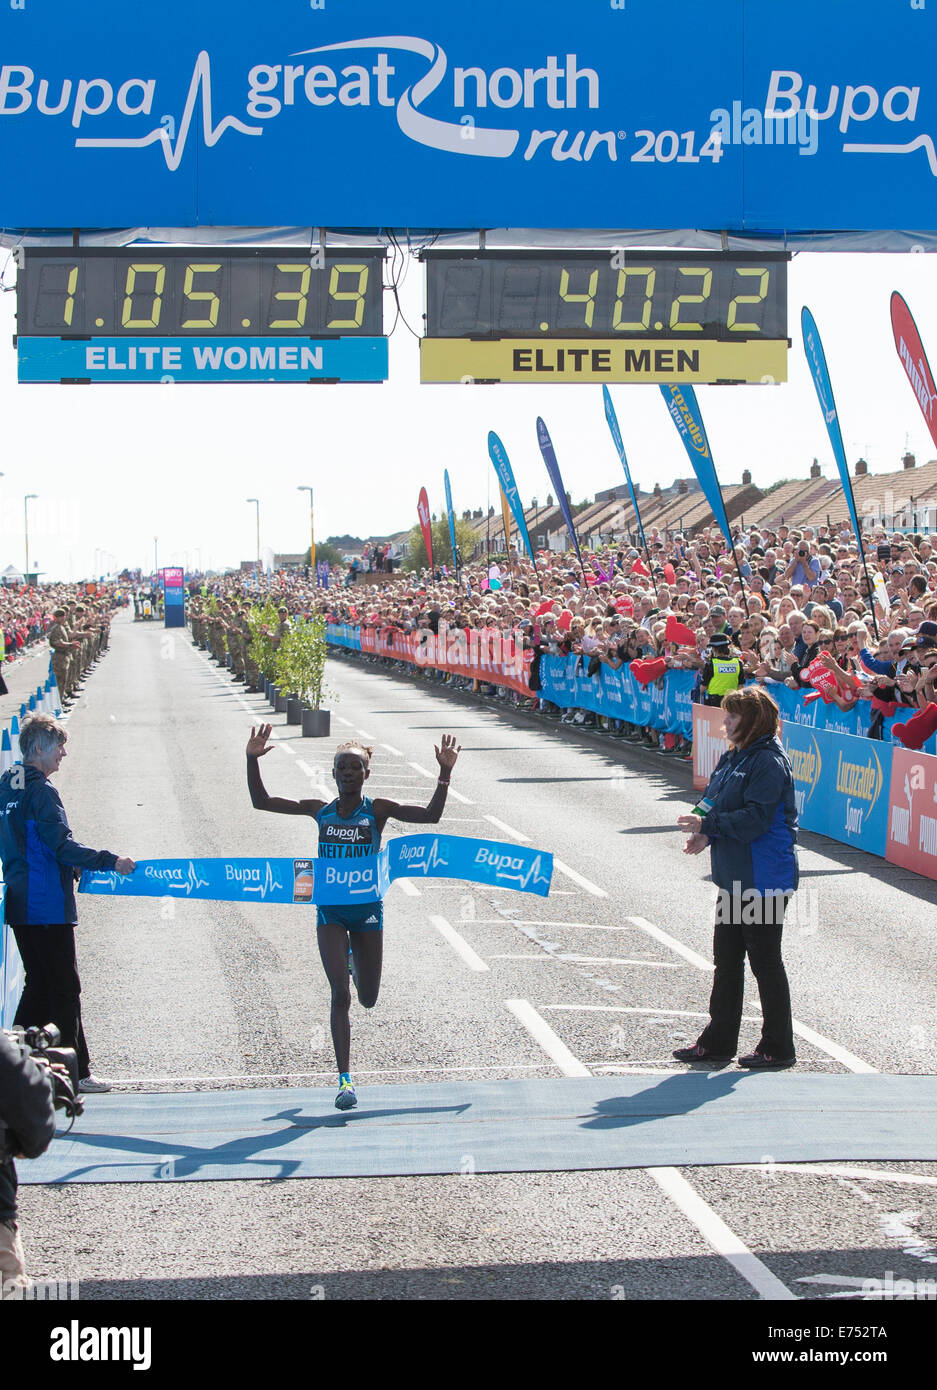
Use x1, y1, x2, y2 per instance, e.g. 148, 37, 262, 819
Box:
1, 246, 936, 581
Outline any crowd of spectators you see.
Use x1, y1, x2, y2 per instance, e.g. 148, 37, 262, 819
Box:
0, 582, 124, 668
201, 517, 937, 758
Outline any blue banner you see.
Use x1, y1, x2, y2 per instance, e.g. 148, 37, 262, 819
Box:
536, 418, 583, 569
660, 384, 734, 553
326, 623, 362, 651
80, 834, 554, 903
0, 886, 25, 1029
780, 722, 890, 857
17, 337, 388, 384
444, 469, 459, 572
487, 432, 536, 564
602, 386, 649, 558
539, 656, 696, 738
1, 2, 933, 232
801, 306, 865, 550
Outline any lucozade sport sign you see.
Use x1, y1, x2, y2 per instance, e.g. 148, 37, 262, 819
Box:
0, 0, 932, 229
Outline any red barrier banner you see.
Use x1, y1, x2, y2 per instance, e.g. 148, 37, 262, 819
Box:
885, 746, 937, 880
692, 704, 729, 791
360, 623, 529, 696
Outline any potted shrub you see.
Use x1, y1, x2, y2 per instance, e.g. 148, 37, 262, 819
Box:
275, 616, 333, 736
246, 599, 280, 705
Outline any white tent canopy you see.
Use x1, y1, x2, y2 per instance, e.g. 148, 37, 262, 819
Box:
1, 565, 25, 584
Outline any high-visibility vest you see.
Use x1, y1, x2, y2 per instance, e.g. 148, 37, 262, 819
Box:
707, 657, 742, 698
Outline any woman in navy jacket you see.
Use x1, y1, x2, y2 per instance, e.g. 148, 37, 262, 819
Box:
675, 686, 798, 1068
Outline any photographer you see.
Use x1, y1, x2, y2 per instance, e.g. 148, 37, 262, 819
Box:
0, 1028, 55, 1297
785, 541, 821, 591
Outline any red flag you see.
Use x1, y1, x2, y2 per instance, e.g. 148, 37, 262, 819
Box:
665, 616, 697, 647
630, 558, 649, 577
417, 487, 434, 571
534, 600, 556, 617
663, 562, 676, 584
890, 292, 937, 453
630, 656, 667, 685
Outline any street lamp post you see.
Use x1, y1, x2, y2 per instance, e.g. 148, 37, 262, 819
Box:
154, 536, 158, 578
297, 485, 314, 574
246, 498, 260, 571
24, 494, 38, 580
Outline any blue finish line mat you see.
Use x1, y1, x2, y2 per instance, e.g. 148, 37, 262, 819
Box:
20, 1074, 937, 1185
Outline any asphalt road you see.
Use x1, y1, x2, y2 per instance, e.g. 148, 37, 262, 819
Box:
13, 612, 937, 1303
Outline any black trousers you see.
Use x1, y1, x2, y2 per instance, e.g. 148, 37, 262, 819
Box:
11, 924, 91, 1080
697, 897, 795, 1060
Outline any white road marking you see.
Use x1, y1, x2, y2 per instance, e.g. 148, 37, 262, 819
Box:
357, 729, 376, 739
336, 716, 352, 726
447, 786, 475, 804
408, 761, 433, 777
429, 915, 489, 971
647, 1167, 797, 1301
490, 955, 678, 967
394, 879, 421, 897
627, 916, 713, 971
484, 814, 530, 842
469, 920, 631, 930
106, 1061, 559, 1085
546, 1004, 762, 1022
380, 743, 403, 756
734, 1164, 937, 1188
628, 917, 878, 1075
554, 860, 608, 897
277, 744, 296, 757
505, 999, 590, 1077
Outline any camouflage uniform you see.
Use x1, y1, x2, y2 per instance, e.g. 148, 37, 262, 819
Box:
47, 611, 76, 702
240, 613, 259, 689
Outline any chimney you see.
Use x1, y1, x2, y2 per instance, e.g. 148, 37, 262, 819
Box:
653, 482, 663, 498
810, 458, 821, 479
546, 493, 554, 506
903, 451, 916, 470
678, 479, 688, 494
855, 458, 868, 476
742, 469, 752, 486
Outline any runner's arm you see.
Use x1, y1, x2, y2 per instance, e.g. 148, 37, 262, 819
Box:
246, 725, 323, 815
373, 733, 460, 828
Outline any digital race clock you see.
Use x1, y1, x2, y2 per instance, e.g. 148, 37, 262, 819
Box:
420, 250, 790, 384
15, 247, 388, 383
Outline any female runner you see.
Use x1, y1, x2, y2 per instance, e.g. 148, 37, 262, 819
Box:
246, 728, 460, 1110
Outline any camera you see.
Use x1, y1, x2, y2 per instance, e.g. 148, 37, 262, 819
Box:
798, 548, 808, 558
2, 1024, 84, 1134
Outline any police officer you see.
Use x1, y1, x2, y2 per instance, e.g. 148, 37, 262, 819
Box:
701, 633, 743, 706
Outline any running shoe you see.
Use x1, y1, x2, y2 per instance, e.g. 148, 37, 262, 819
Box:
672, 1044, 732, 1065
334, 1079, 358, 1110
738, 1049, 796, 1070
78, 1074, 113, 1093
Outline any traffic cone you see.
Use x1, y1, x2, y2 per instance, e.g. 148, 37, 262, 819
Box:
0, 729, 11, 775
48, 674, 62, 718
10, 714, 19, 761
28, 694, 36, 711
43, 681, 53, 714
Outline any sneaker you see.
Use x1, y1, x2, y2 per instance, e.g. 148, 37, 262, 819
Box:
78, 1074, 112, 1093
738, 1049, 796, 1070
334, 1079, 358, 1111
672, 1044, 733, 1065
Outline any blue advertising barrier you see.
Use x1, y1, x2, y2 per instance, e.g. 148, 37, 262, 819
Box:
326, 623, 361, 651
539, 656, 696, 739
769, 682, 937, 756
80, 834, 554, 904
780, 721, 891, 858
1, 1, 933, 232
0, 885, 25, 1028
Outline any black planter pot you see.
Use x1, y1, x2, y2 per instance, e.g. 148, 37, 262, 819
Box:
302, 708, 330, 738
268, 683, 279, 707
275, 692, 289, 714
286, 698, 304, 725
264, 678, 273, 701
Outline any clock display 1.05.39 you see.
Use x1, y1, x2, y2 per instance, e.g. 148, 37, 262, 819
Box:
18, 248, 385, 337
424, 251, 788, 340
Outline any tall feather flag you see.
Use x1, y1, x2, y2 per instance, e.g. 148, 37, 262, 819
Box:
535, 417, 583, 571
801, 306, 878, 637
602, 385, 651, 566
443, 469, 459, 572
659, 384, 734, 554
487, 432, 536, 564
417, 486, 434, 571
890, 291, 937, 454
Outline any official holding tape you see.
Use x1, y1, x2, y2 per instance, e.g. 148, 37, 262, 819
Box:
675, 687, 799, 1070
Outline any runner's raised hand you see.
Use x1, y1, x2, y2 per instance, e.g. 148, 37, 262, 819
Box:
246, 724, 275, 758
434, 733, 461, 775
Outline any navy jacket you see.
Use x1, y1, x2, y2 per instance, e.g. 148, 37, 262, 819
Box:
0, 766, 118, 925
699, 734, 799, 895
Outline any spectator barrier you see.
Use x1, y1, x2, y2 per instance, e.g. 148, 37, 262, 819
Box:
0, 886, 24, 1029
325, 624, 937, 883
